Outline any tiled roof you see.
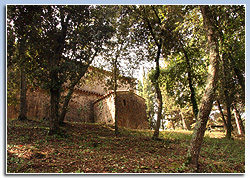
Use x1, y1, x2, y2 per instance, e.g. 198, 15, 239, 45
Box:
62, 84, 104, 96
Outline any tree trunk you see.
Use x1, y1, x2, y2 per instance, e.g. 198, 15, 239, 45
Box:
18, 66, 27, 121
233, 66, 245, 98
186, 5, 220, 168
217, 100, 227, 130
58, 87, 74, 125
152, 82, 162, 139
233, 108, 242, 135
17, 37, 27, 121
49, 89, 60, 135
48, 12, 69, 134
225, 99, 232, 139
142, 6, 163, 140
171, 121, 175, 130
180, 110, 188, 130
152, 44, 163, 140
161, 119, 165, 130
58, 65, 89, 125
182, 46, 199, 120
48, 66, 60, 135
220, 52, 233, 139
114, 56, 118, 137
232, 102, 245, 135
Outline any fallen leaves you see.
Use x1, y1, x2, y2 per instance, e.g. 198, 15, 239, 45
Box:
7, 144, 45, 160
7, 119, 245, 173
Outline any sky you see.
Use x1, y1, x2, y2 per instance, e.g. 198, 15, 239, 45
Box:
1, 0, 249, 179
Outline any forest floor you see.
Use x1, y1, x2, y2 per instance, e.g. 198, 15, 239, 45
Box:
7, 119, 245, 173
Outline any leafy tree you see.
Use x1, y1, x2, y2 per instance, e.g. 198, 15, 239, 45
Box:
160, 6, 208, 121
162, 89, 195, 130
138, 68, 156, 129
186, 5, 221, 168
133, 5, 203, 134
7, 5, 114, 134
47, 5, 114, 134
138, 6, 164, 139
132, 5, 179, 139
212, 5, 245, 138
7, 5, 44, 121
96, 5, 152, 134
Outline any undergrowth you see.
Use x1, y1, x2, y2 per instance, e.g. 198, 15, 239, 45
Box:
7, 119, 245, 173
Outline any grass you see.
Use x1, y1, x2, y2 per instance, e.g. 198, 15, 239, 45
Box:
7, 119, 245, 173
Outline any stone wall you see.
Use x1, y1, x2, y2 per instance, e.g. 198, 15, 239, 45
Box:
7, 88, 101, 123
93, 93, 115, 125
93, 91, 148, 129
116, 91, 148, 129
64, 89, 101, 123
7, 88, 148, 129
7, 88, 50, 120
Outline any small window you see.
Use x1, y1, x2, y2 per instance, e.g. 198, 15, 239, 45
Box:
123, 99, 126, 106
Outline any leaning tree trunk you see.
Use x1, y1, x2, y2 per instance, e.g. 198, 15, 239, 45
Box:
217, 100, 227, 130
186, 5, 220, 168
59, 64, 90, 125
232, 102, 245, 135
58, 86, 74, 125
180, 110, 188, 130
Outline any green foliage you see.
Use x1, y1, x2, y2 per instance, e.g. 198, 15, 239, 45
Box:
7, 4, 115, 89
213, 5, 245, 106
7, 5, 116, 132
159, 6, 208, 109
137, 69, 156, 129
7, 65, 20, 106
